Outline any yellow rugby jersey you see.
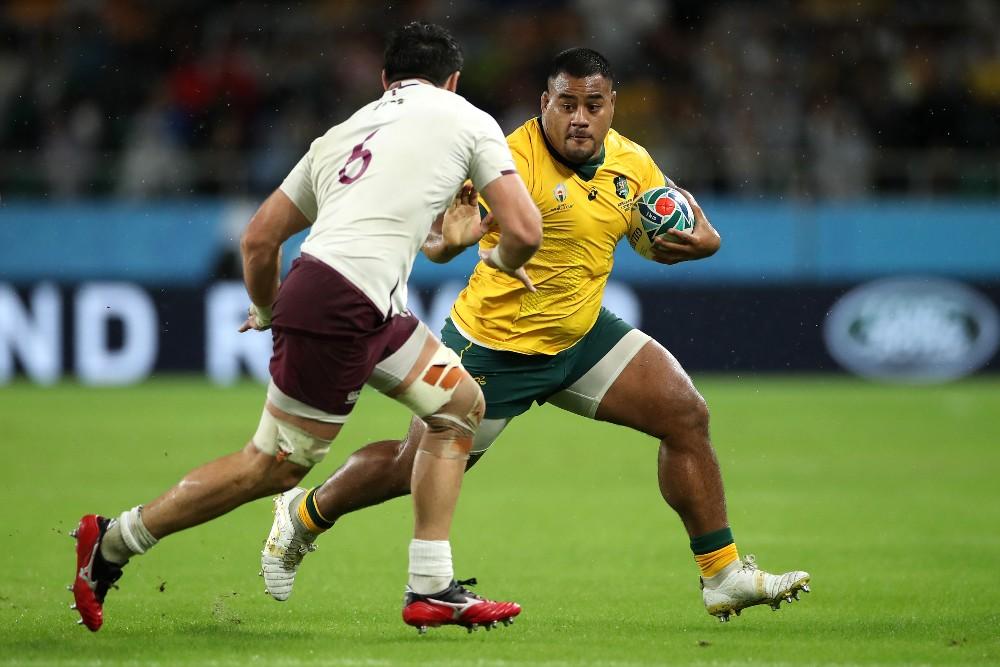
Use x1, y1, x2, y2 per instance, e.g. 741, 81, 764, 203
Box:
451, 118, 666, 355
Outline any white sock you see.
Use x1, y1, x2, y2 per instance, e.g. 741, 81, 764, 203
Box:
408, 539, 453, 595
99, 506, 158, 565
702, 559, 742, 590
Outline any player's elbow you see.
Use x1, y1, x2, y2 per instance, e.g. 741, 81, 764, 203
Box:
708, 228, 722, 255
240, 218, 280, 260
421, 244, 450, 264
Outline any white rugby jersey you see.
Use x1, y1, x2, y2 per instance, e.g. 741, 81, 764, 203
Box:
279, 79, 516, 317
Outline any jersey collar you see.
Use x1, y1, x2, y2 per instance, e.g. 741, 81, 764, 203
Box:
387, 78, 432, 91
536, 117, 606, 181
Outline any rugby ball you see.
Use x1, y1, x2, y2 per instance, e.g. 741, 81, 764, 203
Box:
626, 186, 695, 260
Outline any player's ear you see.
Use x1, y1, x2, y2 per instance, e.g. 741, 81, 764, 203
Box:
609, 89, 616, 116
381, 70, 389, 91
540, 91, 549, 114
444, 71, 461, 92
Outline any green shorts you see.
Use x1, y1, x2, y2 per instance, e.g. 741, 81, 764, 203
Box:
441, 308, 649, 420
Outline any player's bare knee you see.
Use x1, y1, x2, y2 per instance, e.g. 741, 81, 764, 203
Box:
658, 389, 711, 445
235, 444, 310, 496
681, 390, 710, 435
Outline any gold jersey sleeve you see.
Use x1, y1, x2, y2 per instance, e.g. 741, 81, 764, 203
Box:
451, 118, 666, 355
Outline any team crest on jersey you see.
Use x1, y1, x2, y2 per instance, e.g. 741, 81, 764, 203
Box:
553, 182, 568, 203
614, 175, 630, 199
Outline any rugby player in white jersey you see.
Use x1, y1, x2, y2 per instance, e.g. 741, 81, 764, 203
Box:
69, 21, 542, 634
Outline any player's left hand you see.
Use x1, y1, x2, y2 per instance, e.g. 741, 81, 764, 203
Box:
650, 187, 721, 265
238, 303, 272, 332
442, 183, 493, 250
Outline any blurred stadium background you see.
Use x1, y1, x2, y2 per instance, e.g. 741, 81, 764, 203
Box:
2, 2, 1000, 664
1, 0, 998, 383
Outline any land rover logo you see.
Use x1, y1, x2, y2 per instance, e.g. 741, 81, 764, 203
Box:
823, 277, 1000, 383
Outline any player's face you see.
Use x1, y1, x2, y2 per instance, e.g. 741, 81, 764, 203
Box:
540, 73, 615, 164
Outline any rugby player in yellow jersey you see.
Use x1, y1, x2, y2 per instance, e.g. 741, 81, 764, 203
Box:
260, 48, 810, 623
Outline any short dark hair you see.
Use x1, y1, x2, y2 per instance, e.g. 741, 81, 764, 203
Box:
383, 21, 463, 86
547, 47, 614, 87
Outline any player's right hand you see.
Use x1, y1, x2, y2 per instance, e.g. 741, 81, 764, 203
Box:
650, 186, 720, 265
479, 248, 536, 293
238, 303, 272, 332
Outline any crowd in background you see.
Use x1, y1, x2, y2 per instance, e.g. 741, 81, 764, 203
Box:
1, 0, 998, 200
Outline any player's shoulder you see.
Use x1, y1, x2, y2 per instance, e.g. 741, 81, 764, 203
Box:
437, 90, 496, 126
606, 127, 654, 162
505, 117, 542, 154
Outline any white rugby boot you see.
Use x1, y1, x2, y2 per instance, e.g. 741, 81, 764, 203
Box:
701, 554, 810, 622
260, 488, 317, 601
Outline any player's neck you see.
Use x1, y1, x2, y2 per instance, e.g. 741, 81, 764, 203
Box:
537, 117, 606, 179
387, 78, 435, 90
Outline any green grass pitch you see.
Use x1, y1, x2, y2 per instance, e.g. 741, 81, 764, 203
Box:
1, 375, 999, 665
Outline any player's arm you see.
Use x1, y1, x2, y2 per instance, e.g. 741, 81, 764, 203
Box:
478, 172, 543, 291
422, 183, 493, 264
238, 189, 312, 331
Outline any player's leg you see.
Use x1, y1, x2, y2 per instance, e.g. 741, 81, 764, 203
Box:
260, 414, 508, 603
286, 315, 521, 530
257, 385, 361, 601
547, 311, 723, 533
593, 341, 809, 619
311, 413, 507, 523
593, 338, 727, 537
140, 405, 336, 537
263, 321, 521, 628
548, 309, 809, 621
71, 400, 338, 631
311, 417, 426, 520
254, 294, 386, 601
376, 327, 519, 631
73, 257, 366, 629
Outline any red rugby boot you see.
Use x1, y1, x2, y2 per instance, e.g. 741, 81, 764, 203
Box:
402, 578, 521, 635
70, 515, 124, 631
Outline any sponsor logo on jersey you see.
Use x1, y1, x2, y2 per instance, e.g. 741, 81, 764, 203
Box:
617, 194, 640, 211
614, 175, 629, 199
588, 187, 598, 201
823, 277, 1000, 382
553, 183, 567, 203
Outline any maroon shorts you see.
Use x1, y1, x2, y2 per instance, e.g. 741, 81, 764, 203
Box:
268, 254, 418, 416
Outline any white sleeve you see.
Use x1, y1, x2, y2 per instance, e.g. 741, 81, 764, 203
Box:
467, 111, 516, 191
279, 151, 318, 222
